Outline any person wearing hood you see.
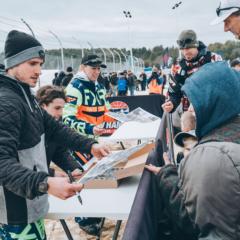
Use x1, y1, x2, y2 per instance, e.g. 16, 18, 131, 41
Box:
162, 29, 222, 114
0, 30, 109, 240
148, 61, 240, 239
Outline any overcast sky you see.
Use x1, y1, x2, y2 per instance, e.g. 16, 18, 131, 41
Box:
0, 0, 236, 51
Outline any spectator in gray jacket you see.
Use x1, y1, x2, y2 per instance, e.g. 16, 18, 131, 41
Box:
147, 62, 240, 239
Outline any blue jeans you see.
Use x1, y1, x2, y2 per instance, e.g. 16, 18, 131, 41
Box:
128, 86, 135, 96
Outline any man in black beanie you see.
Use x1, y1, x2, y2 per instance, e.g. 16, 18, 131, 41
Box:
0, 30, 109, 240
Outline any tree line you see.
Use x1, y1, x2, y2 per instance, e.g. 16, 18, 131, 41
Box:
1, 40, 240, 69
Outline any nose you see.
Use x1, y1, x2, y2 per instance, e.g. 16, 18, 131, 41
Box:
58, 108, 63, 118
34, 65, 41, 76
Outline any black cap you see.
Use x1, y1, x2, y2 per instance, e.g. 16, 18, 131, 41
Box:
174, 130, 197, 147
81, 54, 107, 68
4, 30, 45, 70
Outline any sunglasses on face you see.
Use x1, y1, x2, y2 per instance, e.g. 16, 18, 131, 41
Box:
177, 38, 194, 48
216, 6, 240, 16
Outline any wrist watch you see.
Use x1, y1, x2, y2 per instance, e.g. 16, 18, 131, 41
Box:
38, 177, 49, 194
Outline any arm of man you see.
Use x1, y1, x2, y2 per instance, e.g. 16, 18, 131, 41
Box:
62, 84, 95, 136
156, 164, 198, 238
0, 99, 49, 199
147, 75, 153, 84
167, 73, 183, 112
51, 148, 81, 173
43, 110, 97, 153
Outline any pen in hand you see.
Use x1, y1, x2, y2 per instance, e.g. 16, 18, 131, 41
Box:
67, 170, 83, 205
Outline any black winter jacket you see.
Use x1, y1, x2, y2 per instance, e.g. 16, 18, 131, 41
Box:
61, 73, 73, 87
168, 42, 222, 111
0, 74, 96, 224
46, 139, 92, 176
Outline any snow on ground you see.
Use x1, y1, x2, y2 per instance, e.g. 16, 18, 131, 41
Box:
32, 69, 58, 92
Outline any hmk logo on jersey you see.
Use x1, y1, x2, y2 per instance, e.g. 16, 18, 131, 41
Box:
66, 95, 78, 105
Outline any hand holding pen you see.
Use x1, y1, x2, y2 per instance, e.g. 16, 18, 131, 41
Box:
67, 170, 83, 205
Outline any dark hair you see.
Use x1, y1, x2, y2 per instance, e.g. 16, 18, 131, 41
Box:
66, 66, 73, 72
232, 10, 240, 17
230, 58, 240, 67
36, 85, 66, 106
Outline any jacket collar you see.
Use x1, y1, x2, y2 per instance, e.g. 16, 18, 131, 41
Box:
200, 115, 240, 145
74, 71, 98, 92
0, 73, 36, 112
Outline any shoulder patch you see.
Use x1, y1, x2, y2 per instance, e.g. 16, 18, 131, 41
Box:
66, 95, 78, 105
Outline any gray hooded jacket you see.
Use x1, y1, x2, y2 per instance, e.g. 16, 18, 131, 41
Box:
158, 62, 240, 240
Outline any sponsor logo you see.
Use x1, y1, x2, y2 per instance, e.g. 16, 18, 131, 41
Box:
102, 101, 129, 136
66, 95, 78, 105
109, 101, 129, 114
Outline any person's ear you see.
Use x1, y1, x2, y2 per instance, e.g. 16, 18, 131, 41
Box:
41, 103, 47, 110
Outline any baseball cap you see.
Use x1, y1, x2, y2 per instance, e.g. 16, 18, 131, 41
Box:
81, 54, 107, 68
211, 0, 240, 25
174, 130, 197, 148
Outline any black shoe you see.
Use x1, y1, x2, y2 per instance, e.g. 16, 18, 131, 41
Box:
79, 223, 101, 236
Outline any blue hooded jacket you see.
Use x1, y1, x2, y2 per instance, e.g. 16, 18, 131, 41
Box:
182, 61, 240, 138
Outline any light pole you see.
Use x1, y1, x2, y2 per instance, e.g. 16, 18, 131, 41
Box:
72, 37, 84, 59
113, 50, 122, 71
105, 48, 116, 72
123, 10, 134, 72
21, 18, 35, 37
21, 18, 39, 87
71, 55, 74, 69
172, 1, 182, 10
49, 30, 65, 70
172, 2, 182, 58
134, 57, 140, 72
139, 58, 145, 69
99, 48, 107, 66
118, 49, 128, 70
87, 41, 96, 54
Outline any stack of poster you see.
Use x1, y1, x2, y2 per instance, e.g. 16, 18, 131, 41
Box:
105, 107, 159, 123
78, 142, 154, 188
